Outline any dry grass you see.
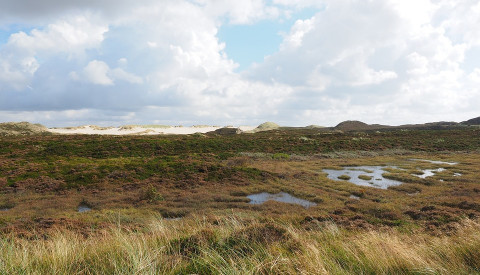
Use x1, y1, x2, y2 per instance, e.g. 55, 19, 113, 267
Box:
0, 215, 479, 274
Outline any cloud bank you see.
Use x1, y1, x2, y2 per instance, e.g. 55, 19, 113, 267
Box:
0, 0, 479, 126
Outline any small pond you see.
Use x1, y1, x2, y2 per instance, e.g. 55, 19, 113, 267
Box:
413, 168, 445, 179
410, 159, 458, 165
247, 192, 316, 208
0, 208, 10, 212
409, 159, 460, 178
323, 166, 403, 189
78, 205, 92, 213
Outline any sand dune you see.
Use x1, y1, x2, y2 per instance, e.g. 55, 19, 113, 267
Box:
48, 125, 256, 135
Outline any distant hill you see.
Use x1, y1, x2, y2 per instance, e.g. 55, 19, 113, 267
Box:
1, 116, 479, 136
397, 121, 460, 130
461, 116, 480, 125
334, 121, 390, 131
424, 121, 459, 126
305, 125, 325, 129
333, 119, 471, 131
207, 127, 242, 135
0, 122, 50, 136
251, 122, 281, 132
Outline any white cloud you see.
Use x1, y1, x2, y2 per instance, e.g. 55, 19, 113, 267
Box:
195, 0, 281, 24
468, 68, 480, 83
280, 18, 314, 50
71, 60, 143, 85
82, 60, 113, 86
0, 14, 107, 91
0, 0, 479, 126
0, 57, 36, 91
117, 58, 128, 68
272, 0, 325, 9
246, 0, 480, 124
438, 0, 480, 46
111, 68, 143, 84
7, 15, 107, 54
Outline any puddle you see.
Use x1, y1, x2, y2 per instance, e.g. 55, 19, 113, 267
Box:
247, 192, 316, 208
349, 195, 360, 200
323, 166, 403, 189
409, 159, 461, 179
78, 205, 92, 213
410, 159, 458, 165
414, 168, 445, 179
0, 208, 10, 211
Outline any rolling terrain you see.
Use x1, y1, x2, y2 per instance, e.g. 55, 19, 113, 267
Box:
0, 119, 480, 273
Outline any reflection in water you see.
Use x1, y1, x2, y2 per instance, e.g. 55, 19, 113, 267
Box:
409, 159, 461, 178
78, 205, 92, 213
414, 168, 445, 179
410, 159, 458, 165
247, 192, 316, 208
323, 166, 403, 189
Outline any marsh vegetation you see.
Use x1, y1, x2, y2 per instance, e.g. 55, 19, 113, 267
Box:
0, 127, 479, 273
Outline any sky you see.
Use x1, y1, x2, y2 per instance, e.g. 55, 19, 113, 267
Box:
0, 0, 479, 127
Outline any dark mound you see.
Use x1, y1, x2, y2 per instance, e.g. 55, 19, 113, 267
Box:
207, 127, 242, 135
424, 121, 458, 126
461, 116, 480, 125
334, 121, 389, 131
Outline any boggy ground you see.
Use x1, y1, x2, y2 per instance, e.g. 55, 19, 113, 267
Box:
0, 128, 479, 273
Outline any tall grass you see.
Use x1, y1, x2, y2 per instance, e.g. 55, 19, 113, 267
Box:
0, 215, 479, 274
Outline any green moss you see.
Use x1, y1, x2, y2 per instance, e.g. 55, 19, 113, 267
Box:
358, 175, 372, 181
338, 175, 351, 180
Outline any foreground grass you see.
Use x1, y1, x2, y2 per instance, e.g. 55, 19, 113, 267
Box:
1, 215, 479, 274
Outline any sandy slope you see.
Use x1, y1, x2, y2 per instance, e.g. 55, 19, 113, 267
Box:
48, 125, 256, 135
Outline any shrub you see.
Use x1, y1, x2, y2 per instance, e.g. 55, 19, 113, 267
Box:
141, 184, 164, 202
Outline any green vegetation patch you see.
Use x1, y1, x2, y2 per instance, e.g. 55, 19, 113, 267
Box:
358, 175, 372, 181
338, 175, 351, 180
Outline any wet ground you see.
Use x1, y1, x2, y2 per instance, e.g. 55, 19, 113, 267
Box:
410, 159, 461, 178
324, 159, 462, 188
414, 168, 446, 179
78, 205, 92, 213
247, 192, 316, 208
409, 159, 458, 165
323, 166, 403, 189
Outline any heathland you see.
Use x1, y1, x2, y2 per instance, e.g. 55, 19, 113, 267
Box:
0, 123, 479, 274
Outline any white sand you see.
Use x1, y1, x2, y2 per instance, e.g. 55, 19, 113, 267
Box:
48, 125, 256, 135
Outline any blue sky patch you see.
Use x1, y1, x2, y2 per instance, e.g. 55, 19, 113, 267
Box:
0, 24, 35, 44
218, 9, 318, 72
